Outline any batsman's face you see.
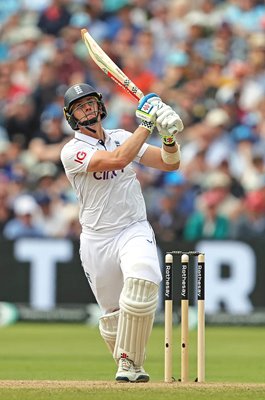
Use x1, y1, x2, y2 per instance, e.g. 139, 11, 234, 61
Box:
72, 96, 99, 122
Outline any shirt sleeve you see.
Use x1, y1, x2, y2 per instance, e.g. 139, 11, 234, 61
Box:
134, 142, 149, 163
61, 142, 96, 174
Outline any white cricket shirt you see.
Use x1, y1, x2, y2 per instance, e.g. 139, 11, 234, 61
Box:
61, 129, 149, 235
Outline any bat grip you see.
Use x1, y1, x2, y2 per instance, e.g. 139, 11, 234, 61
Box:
168, 126, 179, 135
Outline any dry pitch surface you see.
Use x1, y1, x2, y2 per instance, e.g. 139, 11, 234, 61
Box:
0, 381, 265, 390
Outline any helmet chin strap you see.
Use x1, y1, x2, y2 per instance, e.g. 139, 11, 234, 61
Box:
78, 118, 100, 134
83, 126, 97, 133
77, 109, 100, 133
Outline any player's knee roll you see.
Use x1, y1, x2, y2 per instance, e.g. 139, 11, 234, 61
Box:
119, 278, 159, 316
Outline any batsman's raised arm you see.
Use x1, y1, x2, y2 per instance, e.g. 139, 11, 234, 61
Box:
87, 95, 158, 172
139, 140, 181, 172
83, 93, 183, 173
62, 88, 183, 173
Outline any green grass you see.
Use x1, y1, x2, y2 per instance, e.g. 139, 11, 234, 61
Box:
0, 323, 265, 399
1, 385, 265, 400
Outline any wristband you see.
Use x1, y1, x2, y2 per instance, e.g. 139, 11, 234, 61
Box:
161, 144, 181, 164
163, 139, 176, 147
160, 133, 176, 146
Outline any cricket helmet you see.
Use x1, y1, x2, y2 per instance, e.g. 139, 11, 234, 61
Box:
63, 83, 107, 130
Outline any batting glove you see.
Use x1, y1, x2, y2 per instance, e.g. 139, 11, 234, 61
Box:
157, 103, 184, 131
136, 93, 161, 133
147, 98, 184, 134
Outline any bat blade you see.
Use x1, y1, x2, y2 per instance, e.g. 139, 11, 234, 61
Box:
81, 29, 180, 135
81, 29, 143, 101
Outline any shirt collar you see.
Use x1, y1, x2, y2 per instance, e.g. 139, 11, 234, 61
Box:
75, 130, 108, 146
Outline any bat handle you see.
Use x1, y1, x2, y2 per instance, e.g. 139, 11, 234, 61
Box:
168, 126, 179, 135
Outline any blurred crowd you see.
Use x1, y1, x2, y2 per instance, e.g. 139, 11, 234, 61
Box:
1, 0, 265, 242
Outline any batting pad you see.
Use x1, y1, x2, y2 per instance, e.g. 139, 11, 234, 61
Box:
99, 310, 119, 354
114, 277, 158, 367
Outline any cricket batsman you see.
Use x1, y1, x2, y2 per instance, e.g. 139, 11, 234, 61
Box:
60, 83, 183, 382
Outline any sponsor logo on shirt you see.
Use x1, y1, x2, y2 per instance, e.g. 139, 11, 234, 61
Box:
74, 151, 87, 164
93, 169, 124, 180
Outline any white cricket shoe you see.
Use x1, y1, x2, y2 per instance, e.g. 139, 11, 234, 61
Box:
115, 358, 150, 383
134, 365, 150, 383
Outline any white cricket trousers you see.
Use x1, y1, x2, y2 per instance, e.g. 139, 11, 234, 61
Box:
79, 221, 162, 313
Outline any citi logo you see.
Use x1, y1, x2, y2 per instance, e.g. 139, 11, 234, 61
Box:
74, 85, 83, 94
93, 169, 124, 180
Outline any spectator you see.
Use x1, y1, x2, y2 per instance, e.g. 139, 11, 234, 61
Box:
37, 0, 71, 36
0, 0, 265, 244
0, 139, 12, 179
182, 108, 232, 167
5, 95, 39, 148
196, 171, 243, 220
161, 50, 190, 91
34, 191, 69, 237
29, 103, 69, 166
31, 61, 61, 119
162, 170, 196, 219
3, 194, 45, 239
0, 175, 12, 233
146, 170, 195, 241
230, 189, 265, 239
0, 0, 20, 24
214, 155, 246, 199
230, 124, 258, 186
184, 190, 230, 240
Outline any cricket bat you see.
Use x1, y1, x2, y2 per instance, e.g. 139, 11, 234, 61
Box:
81, 29, 180, 134
81, 29, 144, 101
